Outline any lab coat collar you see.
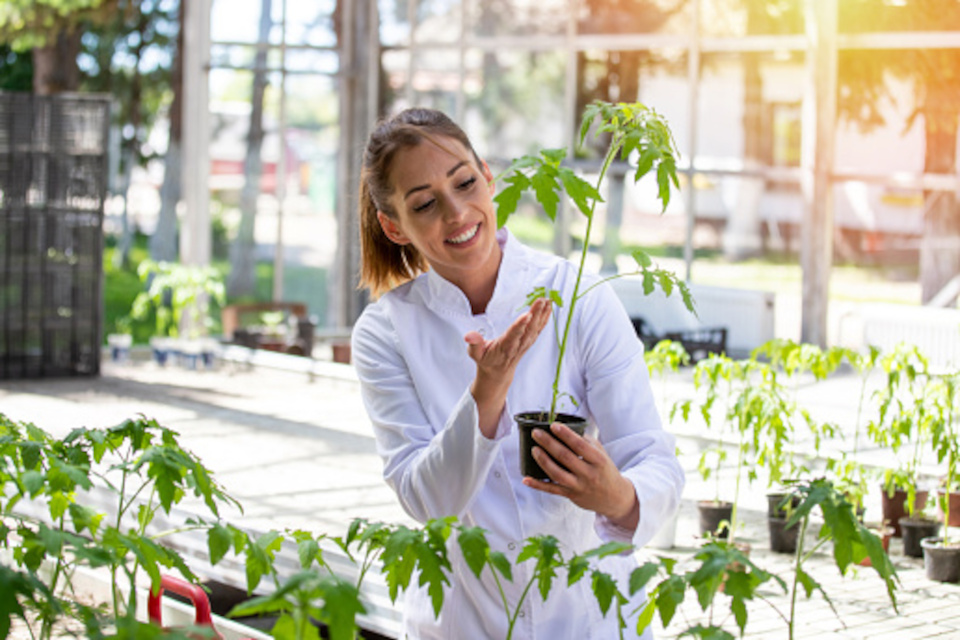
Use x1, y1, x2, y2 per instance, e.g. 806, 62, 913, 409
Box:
423, 227, 528, 317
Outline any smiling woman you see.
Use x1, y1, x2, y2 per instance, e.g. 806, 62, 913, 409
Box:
350, 107, 683, 640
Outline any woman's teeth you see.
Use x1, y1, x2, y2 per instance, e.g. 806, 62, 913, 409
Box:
447, 224, 479, 244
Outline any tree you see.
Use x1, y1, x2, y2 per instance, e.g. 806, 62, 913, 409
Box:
0, 0, 121, 94
227, 0, 272, 299
81, 0, 178, 266
838, 0, 960, 304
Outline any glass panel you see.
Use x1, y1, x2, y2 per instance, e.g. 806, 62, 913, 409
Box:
280, 1, 337, 47
283, 49, 340, 75
461, 49, 567, 160
416, 0, 463, 43
211, 0, 271, 43
380, 0, 413, 46
381, 49, 412, 112
700, 0, 803, 38
578, 0, 691, 36
839, 1, 960, 33
472, 0, 567, 37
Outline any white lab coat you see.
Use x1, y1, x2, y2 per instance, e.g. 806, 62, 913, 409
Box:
352, 229, 684, 639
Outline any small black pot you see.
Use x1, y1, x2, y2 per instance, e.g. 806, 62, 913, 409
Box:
768, 517, 800, 554
515, 412, 587, 481
899, 517, 941, 558
698, 500, 733, 539
920, 537, 960, 583
766, 492, 801, 519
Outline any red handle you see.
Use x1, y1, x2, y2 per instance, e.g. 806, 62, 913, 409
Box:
148, 574, 219, 635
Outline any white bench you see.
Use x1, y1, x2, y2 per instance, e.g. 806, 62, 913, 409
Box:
609, 278, 776, 359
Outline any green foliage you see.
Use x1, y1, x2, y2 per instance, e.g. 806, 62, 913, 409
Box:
495, 100, 693, 420
0, 0, 120, 50
129, 260, 226, 338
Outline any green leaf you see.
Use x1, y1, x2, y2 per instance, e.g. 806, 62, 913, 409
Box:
656, 574, 686, 627
557, 167, 602, 218
796, 567, 819, 599
21, 469, 44, 496
635, 599, 656, 636
629, 562, 660, 595
631, 248, 653, 269
634, 146, 659, 182
319, 576, 366, 640
494, 173, 530, 227
591, 570, 619, 616
531, 166, 561, 221
457, 526, 490, 579
656, 161, 673, 211
208, 523, 232, 566
489, 551, 513, 582
567, 555, 590, 586
541, 148, 567, 164
269, 615, 300, 640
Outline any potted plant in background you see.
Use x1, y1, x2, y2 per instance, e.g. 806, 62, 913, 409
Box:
494, 100, 694, 479
868, 344, 932, 538
130, 260, 226, 368
645, 340, 690, 549
920, 372, 960, 583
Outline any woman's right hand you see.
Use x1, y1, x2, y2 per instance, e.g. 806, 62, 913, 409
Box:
465, 298, 552, 438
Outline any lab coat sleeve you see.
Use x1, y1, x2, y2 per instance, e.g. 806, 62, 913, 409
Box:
351, 304, 510, 523
575, 281, 685, 548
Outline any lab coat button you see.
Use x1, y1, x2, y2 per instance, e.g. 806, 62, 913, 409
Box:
494, 471, 502, 479
508, 542, 517, 551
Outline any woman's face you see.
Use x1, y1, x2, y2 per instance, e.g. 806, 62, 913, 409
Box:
378, 136, 501, 293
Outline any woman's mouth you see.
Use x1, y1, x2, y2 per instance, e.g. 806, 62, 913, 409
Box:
446, 223, 480, 245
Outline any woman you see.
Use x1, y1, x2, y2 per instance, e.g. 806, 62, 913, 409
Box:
351, 107, 684, 639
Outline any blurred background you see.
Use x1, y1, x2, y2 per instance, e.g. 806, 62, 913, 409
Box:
2, 0, 959, 358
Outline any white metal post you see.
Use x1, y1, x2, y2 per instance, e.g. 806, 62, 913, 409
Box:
181, 0, 212, 267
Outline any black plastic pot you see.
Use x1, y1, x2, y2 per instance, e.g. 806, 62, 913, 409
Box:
698, 500, 733, 539
768, 517, 799, 554
766, 492, 801, 519
515, 412, 587, 481
900, 517, 941, 558
920, 537, 960, 583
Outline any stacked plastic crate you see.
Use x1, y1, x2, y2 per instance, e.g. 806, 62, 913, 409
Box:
0, 93, 111, 378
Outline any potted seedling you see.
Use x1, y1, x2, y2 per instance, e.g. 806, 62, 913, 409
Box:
868, 344, 932, 537
644, 340, 690, 549
494, 100, 694, 479
920, 372, 960, 583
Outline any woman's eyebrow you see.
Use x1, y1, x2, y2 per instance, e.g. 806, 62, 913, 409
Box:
403, 160, 469, 200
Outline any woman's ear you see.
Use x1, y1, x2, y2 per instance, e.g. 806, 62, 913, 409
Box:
377, 210, 410, 245
481, 160, 495, 194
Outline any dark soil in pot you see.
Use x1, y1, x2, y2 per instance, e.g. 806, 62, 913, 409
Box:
899, 517, 940, 558
698, 500, 733, 539
768, 516, 799, 554
920, 537, 960, 583
766, 492, 801, 519
515, 412, 587, 481
881, 486, 928, 537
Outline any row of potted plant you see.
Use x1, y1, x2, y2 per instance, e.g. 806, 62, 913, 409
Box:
657, 336, 959, 585
0, 411, 898, 640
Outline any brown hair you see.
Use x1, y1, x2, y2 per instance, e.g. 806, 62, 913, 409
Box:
358, 108, 484, 297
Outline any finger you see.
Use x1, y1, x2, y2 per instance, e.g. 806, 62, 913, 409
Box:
532, 445, 579, 488
522, 475, 566, 496
464, 331, 488, 362
501, 313, 532, 354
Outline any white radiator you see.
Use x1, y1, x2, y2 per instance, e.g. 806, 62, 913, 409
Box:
609, 278, 776, 358
837, 303, 960, 373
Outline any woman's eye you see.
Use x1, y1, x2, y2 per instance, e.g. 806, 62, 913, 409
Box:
458, 176, 477, 190
412, 198, 435, 213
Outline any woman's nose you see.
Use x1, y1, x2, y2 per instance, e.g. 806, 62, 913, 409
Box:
442, 194, 468, 222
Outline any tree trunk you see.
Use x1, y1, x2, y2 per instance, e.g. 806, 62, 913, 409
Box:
151, 0, 185, 262
919, 92, 960, 304
227, 0, 272, 299
32, 31, 81, 95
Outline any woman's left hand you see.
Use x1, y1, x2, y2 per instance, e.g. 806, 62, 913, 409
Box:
522, 422, 639, 531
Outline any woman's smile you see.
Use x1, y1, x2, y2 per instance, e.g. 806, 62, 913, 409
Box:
446, 222, 481, 245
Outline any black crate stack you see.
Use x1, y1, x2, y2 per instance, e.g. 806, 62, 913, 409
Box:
0, 93, 111, 379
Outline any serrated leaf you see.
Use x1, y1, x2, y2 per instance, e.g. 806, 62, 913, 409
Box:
656, 162, 673, 211
298, 537, 321, 569
629, 563, 660, 595
591, 570, 619, 615
557, 167, 602, 218
489, 551, 513, 582
208, 523, 232, 566
457, 526, 489, 579
541, 148, 566, 164
635, 598, 656, 635
567, 556, 590, 585
531, 166, 561, 221
634, 147, 659, 182
631, 248, 653, 268
494, 173, 530, 227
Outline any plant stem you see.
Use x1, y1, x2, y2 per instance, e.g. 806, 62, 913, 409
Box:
548, 138, 621, 421
788, 515, 810, 640
506, 577, 538, 640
